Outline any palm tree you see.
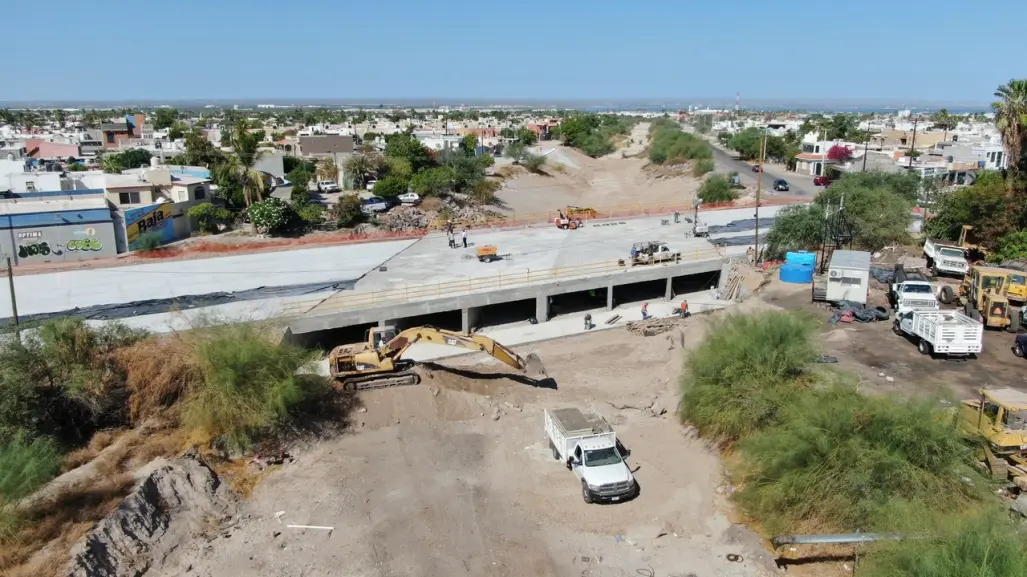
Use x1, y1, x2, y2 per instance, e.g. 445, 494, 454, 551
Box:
932, 108, 956, 142
230, 126, 269, 207
992, 79, 1027, 188
316, 157, 339, 186
101, 154, 123, 174
344, 154, 380, 189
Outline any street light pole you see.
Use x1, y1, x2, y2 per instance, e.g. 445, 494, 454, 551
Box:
862, 119, 871, 172
6, 256, 19, 338
907, 115, 920, 169
754, 127, 767, 261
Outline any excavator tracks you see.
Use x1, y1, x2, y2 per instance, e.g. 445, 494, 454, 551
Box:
340, 370, 422, 391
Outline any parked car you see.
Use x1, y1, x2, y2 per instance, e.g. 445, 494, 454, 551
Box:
317, 180, 340, 193
398, 192, 421, 205
773, 179, 789, 191
751, 164, 762, 172
814, 175, 831, 186
365, 179, 377, 191
360, 196, 390, 214
1014, 333, 1027, 358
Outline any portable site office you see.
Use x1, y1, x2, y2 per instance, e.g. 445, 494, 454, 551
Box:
813, 250, 871, 304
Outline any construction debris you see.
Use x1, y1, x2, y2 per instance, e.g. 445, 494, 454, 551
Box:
376, 197, 506, 232
721, 258, 769, 302
627, 317, 687, 337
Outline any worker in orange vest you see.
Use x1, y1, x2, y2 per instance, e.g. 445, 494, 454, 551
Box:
677, 300, 691, 318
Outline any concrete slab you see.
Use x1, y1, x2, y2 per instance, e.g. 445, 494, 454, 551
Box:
305, 214, 735, 316
1, 239, 417, 318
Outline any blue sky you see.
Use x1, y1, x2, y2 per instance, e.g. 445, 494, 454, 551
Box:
3, 0, 1024, 104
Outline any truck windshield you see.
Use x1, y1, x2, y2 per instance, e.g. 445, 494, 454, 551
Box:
1009, 274, 1026, 286
902, 285, 933, 294
1004, 410, 1027, 431
939, 248, 964, 258
583, 447, 623, 467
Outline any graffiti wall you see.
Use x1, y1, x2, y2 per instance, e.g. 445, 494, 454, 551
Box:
125, 202, 176, 250
2, 223, 117, 264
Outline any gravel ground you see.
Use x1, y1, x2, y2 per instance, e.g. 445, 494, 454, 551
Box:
168, 302, 777, 577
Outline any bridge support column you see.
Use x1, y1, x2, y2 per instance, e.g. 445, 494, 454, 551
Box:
607, 285, 615, 311
462, 306, 481, 333
535, 294, 550, 323
665, 276, 674, 301
717, 261, 732, 291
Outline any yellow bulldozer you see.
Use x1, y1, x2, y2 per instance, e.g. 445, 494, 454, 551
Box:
958, 387, 1027, 490
943, 264, 1027, 331
327, 325, 547, 391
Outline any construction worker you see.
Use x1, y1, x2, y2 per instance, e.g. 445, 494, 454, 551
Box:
641, 302, 649, 320
462, 228, 468, 248
584, 313, 592, 330
678, 300, 691, 318
377, 335, 387, 350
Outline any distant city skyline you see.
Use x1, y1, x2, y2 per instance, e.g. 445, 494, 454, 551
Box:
1, 0, 1023, 105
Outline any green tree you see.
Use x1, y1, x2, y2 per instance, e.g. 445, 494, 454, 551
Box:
188, 202, 232, 233
101, 154, 123, 174
230, 126, 271, 207
152, 108, 178, 130
372, 176, 409, 198
119, 148, 152, 169
247, 197, 294, 234
506, 140, 527, 162
992, 78, 1027, 189
459, 134, 479, 156
698, 174, 736, 203
384, 131, 434, 173
727, 128, 764, 160
522, 153, 547, 174
345, 153, 382, 189
932, 108, 957, 142
334, 194, 363, 228
924, 171, 1010, 244
409, 166, 454, 197
693, 115, 714, 134
181, 130, 226, 168
763, 204, 827, 258
516, 127, 538, 145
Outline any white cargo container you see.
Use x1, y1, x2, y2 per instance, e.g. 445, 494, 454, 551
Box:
893, 309, 983, 357
821, 250, 872, 304
544, 407, 636, 504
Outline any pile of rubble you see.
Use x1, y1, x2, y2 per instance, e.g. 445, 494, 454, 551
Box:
627, 317, 686, 337
376, 196, 506, 232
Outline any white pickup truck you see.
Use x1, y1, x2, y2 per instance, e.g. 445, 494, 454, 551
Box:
893, 309, 983, 358
889, 266, 939, 314
923, 239, 969, 277
544, 407, 637, 504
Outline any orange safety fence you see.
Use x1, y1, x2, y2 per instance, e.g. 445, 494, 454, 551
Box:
279, 247, 725, 317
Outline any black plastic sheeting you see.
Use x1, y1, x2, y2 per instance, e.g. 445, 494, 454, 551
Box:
0, 278, 357, 327
707, 217, 777, 235
869, 267, 896, 284
829, 300, 891, 324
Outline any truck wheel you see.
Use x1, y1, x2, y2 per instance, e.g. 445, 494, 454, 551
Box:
1015, 343, 1025, 358
939, 285, 955, 305
893, 320, 903, 335
581, 482, 594, 504
918, 339, 932, 356
550, 441, 560, 460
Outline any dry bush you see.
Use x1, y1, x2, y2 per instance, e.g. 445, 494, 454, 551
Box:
495, 165, 525, 179
419, 197, 444, 212
116, 336, 197, 424
63, 430, 118, 472
0, 473, 135, 577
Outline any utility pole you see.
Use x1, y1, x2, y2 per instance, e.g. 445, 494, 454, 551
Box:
5, 256, 19, 337
862, 119, 871, 172
907, 115, 919, 169
754, 128, 767, 261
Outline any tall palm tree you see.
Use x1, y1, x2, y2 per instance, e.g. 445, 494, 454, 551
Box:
231, 126, 269, 207
316, 157, 339, 186
932, 108, 956, 142
992, 79, 1027, 188
101, 154, 123, 174
344, 154, 380, 189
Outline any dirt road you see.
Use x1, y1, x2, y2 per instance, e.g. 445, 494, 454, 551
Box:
176, 311, 775, 577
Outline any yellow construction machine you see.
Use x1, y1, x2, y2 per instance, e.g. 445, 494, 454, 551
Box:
958, 387, 1027, 490
954, 265, 1014, 329
327, 325, 547, 391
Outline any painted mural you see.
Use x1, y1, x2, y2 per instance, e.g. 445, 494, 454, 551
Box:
125, 202, 175, 250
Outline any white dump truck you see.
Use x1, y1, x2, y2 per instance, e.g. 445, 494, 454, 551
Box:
893, 309, 983, 358
544, 407, 637, 503
923, 239, 969, 277
889, 266, 939, 314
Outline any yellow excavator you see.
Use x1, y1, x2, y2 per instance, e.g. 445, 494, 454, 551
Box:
328, 325, 547, 391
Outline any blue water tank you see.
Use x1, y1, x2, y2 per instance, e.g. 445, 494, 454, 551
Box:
785, 251, 816, 266
780, 262, 814, 284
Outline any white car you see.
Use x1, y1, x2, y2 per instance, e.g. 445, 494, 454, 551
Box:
365, 180, 377, 191
317, 180, 340, 193
398, 192, 421, 205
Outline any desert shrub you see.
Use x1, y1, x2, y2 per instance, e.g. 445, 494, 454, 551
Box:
692, 158, 715, 177
180, 323, 328, 452
187, 202, 232, 234
697, 174, 737, 204
678, 311, 818, 442
295, 202, 326, 225
115, 337, 196, 424
522, 153, 547, 174
860, 513, 1027, 577
332, 194, 363, 228
134, 232, 163, 251
735, 382, 977, 534
0, 434, 63, 506
0, 319, 146, 444
649, 123, 712, 165
246, 197, 294, 234
470, 179, 501, 204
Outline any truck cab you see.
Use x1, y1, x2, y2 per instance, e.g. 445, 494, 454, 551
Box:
545, 408, 637, 503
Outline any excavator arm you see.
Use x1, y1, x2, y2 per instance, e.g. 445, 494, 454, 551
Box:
383, 327, 547, 377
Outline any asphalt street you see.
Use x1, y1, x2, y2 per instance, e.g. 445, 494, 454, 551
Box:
708, 143, 819, 198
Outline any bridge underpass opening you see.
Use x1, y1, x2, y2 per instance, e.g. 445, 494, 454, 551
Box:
612, 279, 667, 307
671, 270, 721, 297
548, 288, 610, 319
468, 299, 536, 332
287, 322, 379, 353
389, 310, 462, 332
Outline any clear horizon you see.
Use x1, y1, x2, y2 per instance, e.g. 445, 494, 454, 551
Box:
2, 0, 1023, 104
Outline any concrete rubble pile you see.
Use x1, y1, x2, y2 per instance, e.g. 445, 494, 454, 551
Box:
626, 317, 686, 337
377, 197, 507, 232
67, 450, 236, 577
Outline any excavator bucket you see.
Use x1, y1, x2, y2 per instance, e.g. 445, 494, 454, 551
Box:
523, 353, 547, 378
